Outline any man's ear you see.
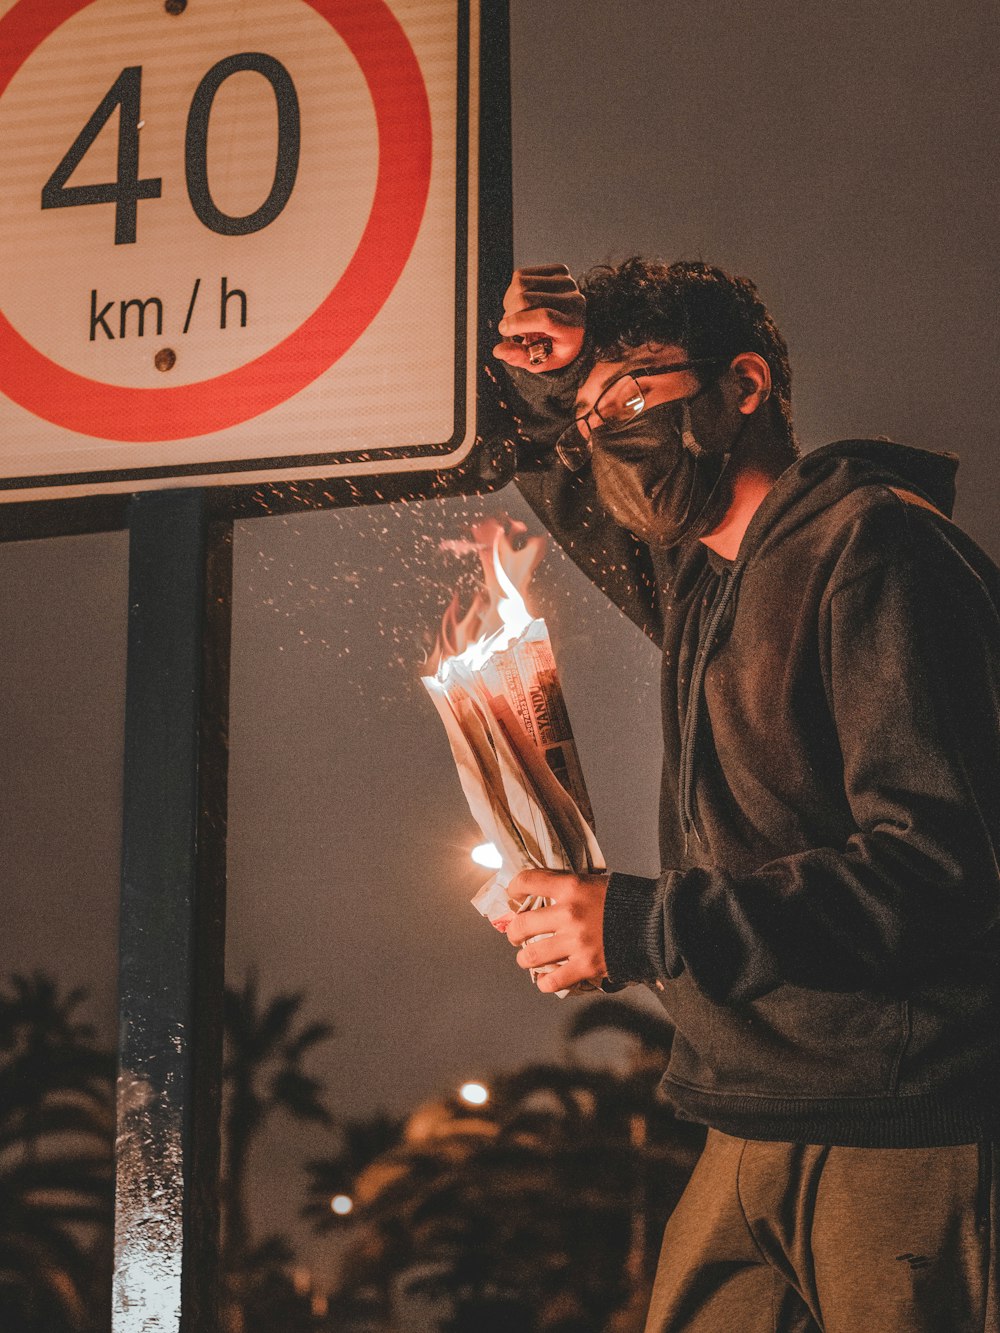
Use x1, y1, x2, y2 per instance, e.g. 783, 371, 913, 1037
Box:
729, 352, 772, 415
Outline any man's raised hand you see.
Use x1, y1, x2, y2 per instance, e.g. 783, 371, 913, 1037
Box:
492, 264, 586, 373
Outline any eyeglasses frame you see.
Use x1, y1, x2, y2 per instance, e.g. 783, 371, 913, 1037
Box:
555, 357, 731, 472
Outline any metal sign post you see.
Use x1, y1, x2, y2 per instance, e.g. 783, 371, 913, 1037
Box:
117, 490, 231, 1331
0, 0, 511, 1327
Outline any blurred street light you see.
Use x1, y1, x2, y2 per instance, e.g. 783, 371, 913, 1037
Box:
330, 1193, 354, 1216
458, 1081, 490, 1106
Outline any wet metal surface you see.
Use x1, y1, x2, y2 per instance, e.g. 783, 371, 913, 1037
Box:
114, 1070, 184, 1328
115, 490, 231, 1331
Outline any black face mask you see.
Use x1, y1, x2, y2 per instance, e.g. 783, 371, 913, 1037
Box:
589, 397, 746, 548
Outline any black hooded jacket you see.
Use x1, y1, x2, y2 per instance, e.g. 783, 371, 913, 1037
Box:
509, 362, 1000, 1147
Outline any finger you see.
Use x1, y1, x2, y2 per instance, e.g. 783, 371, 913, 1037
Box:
491, 338, 535, 369
515, 931, 567, 970
506, 906, 561, 949
503, 275, 581, 311
492, 337, 578, 375
507, 868, 535, 901
503, 897, 538, 946
497, 306, 582, 339
535, 958, 599, 994
509, 868, 565, 899
508, 263, 575, 283
523, 931, 605, 978
511, 918, 563, 958
507, 271, 577, 293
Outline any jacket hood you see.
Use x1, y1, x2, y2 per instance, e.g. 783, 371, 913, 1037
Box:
679, 437, 962, 853
736, 439, 960, 567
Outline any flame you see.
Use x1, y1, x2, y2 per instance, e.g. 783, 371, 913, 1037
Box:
426, 519, 545, 676
493, 535, 533, 643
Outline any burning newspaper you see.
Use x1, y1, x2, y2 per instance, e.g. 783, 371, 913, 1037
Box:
422, 520, 605, 993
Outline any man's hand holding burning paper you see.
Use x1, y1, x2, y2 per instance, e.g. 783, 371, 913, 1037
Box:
506, 869, 610, 993
421, 518, 607, 996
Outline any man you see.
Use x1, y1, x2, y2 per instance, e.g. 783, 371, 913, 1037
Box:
493, 259, 1000, 1331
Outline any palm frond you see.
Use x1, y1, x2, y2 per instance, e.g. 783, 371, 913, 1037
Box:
268, 1069, 332, 1125
281, 1020, 335, 1060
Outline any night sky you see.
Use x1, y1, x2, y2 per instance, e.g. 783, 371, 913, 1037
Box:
1, 0, 996, 1279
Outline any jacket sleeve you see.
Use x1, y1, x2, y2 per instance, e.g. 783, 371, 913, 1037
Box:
602, 504, 1000, 1001
502, 362, 664, 645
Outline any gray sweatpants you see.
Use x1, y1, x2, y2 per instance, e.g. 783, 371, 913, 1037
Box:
645, 1129, 998, 1333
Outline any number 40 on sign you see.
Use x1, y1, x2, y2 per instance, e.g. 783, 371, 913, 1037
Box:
41, 54, 301, 245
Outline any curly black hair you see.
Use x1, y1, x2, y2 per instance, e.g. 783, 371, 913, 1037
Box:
581, 257, 795, 447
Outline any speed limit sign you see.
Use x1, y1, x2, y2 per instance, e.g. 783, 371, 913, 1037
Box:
0, 0, 507, 501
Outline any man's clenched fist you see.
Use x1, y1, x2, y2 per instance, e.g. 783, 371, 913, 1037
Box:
492, 264, 586, 373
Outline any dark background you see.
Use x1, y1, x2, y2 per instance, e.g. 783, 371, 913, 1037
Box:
1, 0, 996, 1278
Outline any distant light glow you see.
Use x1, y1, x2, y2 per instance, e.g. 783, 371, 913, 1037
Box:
459, 1081, 490, 1106
330, 1194, 353, 1216
471, 841, 503, 870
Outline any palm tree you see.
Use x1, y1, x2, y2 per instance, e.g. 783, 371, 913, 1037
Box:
320, 1066, 665, 1330
320, 1001, 707, 1330
0, 973, 115, 1333
220, 972, 334, 1329
0, 973, 107, 1158
0, 973, 98, 1046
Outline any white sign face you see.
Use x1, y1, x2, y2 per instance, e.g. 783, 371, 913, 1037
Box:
0, 0, 482, 499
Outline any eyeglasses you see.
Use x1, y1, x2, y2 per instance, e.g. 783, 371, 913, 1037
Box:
555, 358, 728, 472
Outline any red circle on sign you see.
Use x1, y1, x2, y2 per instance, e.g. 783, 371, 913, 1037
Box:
0, 0, 432, 442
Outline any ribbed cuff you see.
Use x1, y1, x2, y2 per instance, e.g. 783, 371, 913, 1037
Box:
504, 354, 588, 407
603, 871, 665, 986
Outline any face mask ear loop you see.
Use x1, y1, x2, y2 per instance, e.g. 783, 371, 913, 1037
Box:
680, 402, 704, 457
655, 401, 701, 533
683, 411, 752, 540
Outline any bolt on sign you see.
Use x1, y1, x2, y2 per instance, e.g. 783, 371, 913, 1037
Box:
0, 0, 504, 502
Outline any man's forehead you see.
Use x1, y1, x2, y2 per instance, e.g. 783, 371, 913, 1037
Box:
575, 342, 687, 412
